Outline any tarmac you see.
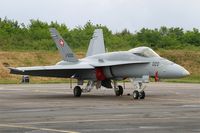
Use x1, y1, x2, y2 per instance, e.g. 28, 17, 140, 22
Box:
0, 82, 200, 133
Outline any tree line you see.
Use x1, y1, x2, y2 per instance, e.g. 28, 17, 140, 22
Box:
0, 18, 200, 51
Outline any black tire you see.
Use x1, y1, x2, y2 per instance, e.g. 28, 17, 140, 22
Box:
139, 91, 145, 99
115, 89, 120, 96
118, 85, 123, 96
133, 90, 139, 99
115, 85, 123, 96
73, 86, 82, 97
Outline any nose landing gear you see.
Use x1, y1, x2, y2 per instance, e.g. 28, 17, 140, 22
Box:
133, 90, 145, 99
132, 82, 146, 100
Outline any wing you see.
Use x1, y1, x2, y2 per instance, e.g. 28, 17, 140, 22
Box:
9, 63, 94, 78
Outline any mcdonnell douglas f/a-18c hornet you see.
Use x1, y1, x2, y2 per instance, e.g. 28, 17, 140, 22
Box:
9, 28, 190, 100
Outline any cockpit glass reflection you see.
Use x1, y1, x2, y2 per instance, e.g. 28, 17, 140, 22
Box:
129, 47, 160, 57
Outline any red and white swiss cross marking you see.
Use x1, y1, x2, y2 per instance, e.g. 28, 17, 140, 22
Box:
59, 39, 64, 47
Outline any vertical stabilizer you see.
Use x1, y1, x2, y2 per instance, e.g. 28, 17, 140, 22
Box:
50, 28, 78, 62
86, 29, 105, 57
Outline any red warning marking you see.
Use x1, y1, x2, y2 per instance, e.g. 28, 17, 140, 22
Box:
155, 71, 159, 82
95, 68, 106, 81
59, 39, 64, 47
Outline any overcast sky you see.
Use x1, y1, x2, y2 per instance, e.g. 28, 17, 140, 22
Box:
0, 0, 200, 32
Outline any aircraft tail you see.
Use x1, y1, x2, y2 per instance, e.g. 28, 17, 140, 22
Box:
86, 29, 106, 57
49, 28, 78, 62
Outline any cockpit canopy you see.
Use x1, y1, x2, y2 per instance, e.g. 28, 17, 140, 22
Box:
129, 47, 160, 57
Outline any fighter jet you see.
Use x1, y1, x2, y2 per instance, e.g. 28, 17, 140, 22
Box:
9, 28, 190, 100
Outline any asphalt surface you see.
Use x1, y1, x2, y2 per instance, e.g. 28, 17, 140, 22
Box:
0, 82, 200, 133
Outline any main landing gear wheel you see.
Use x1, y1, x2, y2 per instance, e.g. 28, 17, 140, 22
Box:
73, 86, 82, 97
115, 85, 123, 96
133, 90, 139, 99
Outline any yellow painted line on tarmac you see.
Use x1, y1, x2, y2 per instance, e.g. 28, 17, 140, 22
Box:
0, 124, 79, 133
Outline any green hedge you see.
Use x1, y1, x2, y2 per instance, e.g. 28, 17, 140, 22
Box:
0, 18, 200, 51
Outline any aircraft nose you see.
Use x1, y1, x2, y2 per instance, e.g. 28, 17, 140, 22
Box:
171, 64, 190, 78
182, 68, 190, 76
160, 63, 190, 78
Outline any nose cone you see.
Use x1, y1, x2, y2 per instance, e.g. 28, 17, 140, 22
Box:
182, 68, 190, 77
160, 64, 190, 78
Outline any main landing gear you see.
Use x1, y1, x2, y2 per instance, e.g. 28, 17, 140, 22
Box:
113, 81, 124, 96
73, 80, 95, 97
114, 85, 123, 96
73, 79, 146, 100
73, 86, 82, 97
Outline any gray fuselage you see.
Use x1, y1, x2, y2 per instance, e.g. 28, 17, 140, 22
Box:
72, 50, 190, 80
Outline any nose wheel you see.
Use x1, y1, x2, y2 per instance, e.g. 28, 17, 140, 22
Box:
133, 90, 145, 99
139, 91, 145, 99
133, 90, 139, 99
132, 82, 146, 100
